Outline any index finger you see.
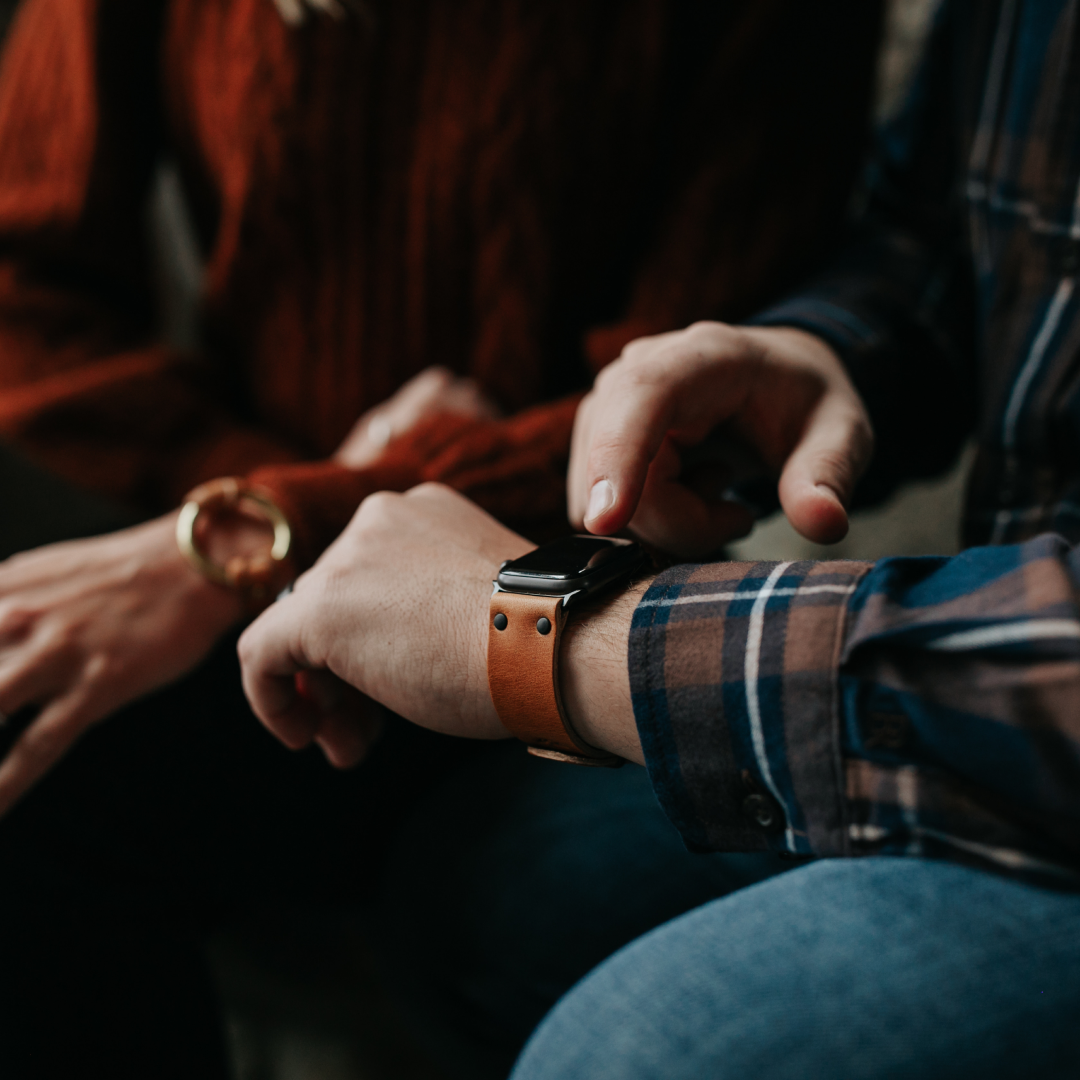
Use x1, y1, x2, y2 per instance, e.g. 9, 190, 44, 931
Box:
578, 326, 758, 535
237, 607, 322, 750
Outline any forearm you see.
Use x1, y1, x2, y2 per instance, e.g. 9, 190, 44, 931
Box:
559, 578, 652, 766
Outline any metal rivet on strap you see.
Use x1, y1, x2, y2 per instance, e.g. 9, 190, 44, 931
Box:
536, 617, 551, 635
493, 613, 508, 631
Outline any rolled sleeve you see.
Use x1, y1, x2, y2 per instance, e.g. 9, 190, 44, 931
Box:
629, 559, 872, 856
747, 296, 883, 365
633, 538, 1080, 884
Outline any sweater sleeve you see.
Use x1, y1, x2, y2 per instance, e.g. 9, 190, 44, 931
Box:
0, 0, 301, 511
630, 539, 1080, 886
0, 3, 582, 566
250, 395, 581, 570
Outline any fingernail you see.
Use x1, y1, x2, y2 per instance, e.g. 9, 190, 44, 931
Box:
585, 479, 615, 523
815, 483, 843, 504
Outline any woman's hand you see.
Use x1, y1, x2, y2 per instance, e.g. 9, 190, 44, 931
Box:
335, 366, 501, 469
568, 322, 873, 558
0, 514, 245, 816
238, 483, 533, 767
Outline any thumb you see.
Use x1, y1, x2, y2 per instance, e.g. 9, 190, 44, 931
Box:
573, 324, 757, 535
777, 392, 872, 544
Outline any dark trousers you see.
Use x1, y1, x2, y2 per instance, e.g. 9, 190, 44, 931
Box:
0, 445, 787, 1079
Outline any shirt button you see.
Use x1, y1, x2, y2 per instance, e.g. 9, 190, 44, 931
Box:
863, 710, 909, 750
742, 793, 783, 832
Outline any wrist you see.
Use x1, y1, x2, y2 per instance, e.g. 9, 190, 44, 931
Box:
740, 323, 840, 361
129, 512, 249, 630
176, 478, 295, 605
485, 536, 648, 765
559, 576, 652, 765
159, 512, 247, 622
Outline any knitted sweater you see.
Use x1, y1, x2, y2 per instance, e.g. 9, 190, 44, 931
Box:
0, 0, 881, 565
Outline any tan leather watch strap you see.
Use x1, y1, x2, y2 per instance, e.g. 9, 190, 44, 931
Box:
488, 590, 621, 767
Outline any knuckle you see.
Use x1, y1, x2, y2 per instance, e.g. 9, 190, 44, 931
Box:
236, 630, 256, 666
601, 356, 664, 400
817, 447, 852, 475
459, 383, 487, 407
684, 319, 726, 339
0, 549, 35, 574
621, 359, 661, 387
237, 623, 278, 672
355, 489, 400, 526
25, 720, 71, 763
615, 338, 650, 365
408, 480, 451, 500
35, 618, 77, 657
83, 649, 117, 686
588, 433, 648, 475
0, 601, 35, 640
680, 320, 738, 360
590, 430, 639, 457
592, 362, 620, 392
816, 447, 862, 493
423, 365, 453, 387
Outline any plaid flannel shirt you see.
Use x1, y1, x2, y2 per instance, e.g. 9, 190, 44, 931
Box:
631, 0, 1080, 884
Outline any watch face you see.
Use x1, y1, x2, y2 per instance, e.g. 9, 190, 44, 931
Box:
497, 536, 645, 596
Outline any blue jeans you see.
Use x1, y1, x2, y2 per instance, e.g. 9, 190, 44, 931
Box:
375, 747, 789, 1079
512, 857, 1080, 1079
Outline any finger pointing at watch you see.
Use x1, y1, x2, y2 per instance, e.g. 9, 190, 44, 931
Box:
568, 322, 873, 558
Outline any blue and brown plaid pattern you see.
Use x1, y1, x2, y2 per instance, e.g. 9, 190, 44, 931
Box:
632, 0, 1080, 883
631, 538, 1080, 882
754, 0, 1080, 546
631, 560, 870, 857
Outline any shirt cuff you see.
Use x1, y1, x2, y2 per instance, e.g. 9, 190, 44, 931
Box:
747, 296, 880, 364
629, 558, 872, 855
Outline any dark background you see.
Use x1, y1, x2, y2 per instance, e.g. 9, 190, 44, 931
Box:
0, 2, 16, 38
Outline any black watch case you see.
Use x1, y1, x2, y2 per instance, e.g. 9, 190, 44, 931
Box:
495, 535, 647, 606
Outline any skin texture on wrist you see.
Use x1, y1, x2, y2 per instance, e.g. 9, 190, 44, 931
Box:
558, 577, 652, 766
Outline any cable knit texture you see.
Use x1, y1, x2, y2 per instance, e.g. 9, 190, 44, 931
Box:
0, 0, 881, 564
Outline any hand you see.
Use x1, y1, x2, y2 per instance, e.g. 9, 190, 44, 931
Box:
238, 484, 533, 766
0, 515, 245, 816
335, 366, 501, 469
568, 323, 873, 558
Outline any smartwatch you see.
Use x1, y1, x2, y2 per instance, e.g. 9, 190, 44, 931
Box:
488, 535, 648, 766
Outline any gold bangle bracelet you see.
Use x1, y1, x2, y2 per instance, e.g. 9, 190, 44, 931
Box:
176, 477, 292, 593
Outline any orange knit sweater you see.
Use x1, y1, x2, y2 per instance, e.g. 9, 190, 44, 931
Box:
0, 0, 881, 565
